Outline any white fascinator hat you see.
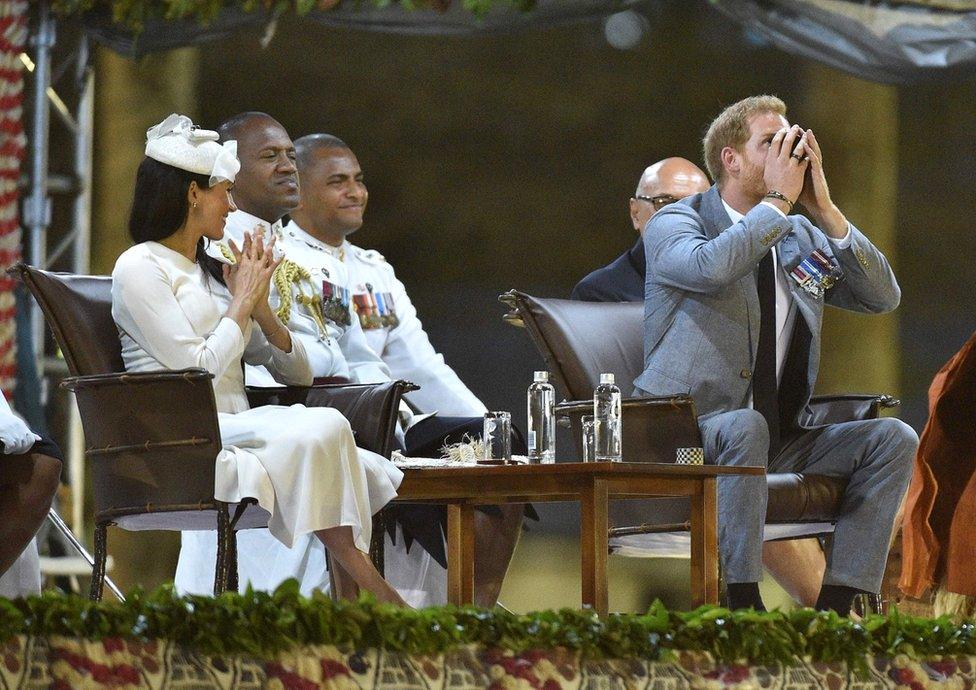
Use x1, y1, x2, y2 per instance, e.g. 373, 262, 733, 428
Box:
144, 113, 240, 186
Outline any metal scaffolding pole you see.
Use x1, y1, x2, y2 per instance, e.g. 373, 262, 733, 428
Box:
23, 4, 95, 543
73, 37, 93, 275
69, 37, 94, 536
25, 0, 54, 384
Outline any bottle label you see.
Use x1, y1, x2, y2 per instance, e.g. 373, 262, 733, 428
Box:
527, 430, 536, 452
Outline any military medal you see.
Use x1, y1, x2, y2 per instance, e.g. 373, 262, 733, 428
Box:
353, 290, 381, 330
374, 291, 400, 328
321, 280, 352, 327
789, 249, 843, 298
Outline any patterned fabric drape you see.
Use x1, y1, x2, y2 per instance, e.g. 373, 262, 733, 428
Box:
1, 637, 975, 689
0, 0, 27, 398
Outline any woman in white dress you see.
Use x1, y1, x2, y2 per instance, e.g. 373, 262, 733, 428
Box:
111, 115, 406, 605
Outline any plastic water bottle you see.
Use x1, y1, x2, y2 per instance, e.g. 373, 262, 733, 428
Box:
527, 371, 556, 464
594, 373, 622, 461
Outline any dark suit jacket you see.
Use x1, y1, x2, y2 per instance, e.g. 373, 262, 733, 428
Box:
571, 238, 645, 302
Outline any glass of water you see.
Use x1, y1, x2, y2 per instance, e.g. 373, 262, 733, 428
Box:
482, 411, 512, 463
581, 415, 596, 462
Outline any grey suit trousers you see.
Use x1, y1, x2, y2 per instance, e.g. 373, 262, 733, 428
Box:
699, 410, 917, 591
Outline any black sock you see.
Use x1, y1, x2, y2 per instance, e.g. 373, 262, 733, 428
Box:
726, 582, 766, 611
815, 584, 864, 616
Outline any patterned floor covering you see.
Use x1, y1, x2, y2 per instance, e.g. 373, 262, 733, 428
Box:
0, 636, 972, 688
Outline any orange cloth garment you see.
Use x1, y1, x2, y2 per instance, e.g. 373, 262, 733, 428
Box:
900, 330, 976, 598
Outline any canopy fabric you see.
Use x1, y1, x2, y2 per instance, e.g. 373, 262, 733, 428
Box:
72, 0, 976, 82
79, 0, 647, 58
709, 0, 976, 85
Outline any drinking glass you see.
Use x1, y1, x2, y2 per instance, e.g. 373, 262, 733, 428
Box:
482, 411, 512, 462
581, 415, 596, 462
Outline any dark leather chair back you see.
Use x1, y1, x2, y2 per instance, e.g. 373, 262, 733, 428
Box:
501, 290, 697, 527
504, 292, 645, 399
14, 264, 231, 531
15, 265, 124, 376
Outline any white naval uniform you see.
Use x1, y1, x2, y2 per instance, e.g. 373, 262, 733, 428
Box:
213, 210, 391, 388
331, 232, 487, 418
191, 212, 445, 605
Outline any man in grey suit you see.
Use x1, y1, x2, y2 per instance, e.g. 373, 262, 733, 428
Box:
635, 95, 917, 613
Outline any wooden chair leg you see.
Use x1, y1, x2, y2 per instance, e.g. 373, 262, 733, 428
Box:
88, 522, 108, 601
214, 503, 230, 596
369, 510, 385, 573
227, 529, 239, 593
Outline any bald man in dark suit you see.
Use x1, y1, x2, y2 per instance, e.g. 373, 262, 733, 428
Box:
572, 158, 709, 301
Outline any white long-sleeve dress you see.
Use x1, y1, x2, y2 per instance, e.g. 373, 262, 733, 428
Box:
111, 242, 402, 562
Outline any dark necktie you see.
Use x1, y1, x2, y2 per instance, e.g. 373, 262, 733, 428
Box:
753, 250, 780, 457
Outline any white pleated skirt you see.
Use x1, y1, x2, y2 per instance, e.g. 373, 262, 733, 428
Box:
174, 404, 401, 595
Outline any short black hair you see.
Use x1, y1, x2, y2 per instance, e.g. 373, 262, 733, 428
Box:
217, 111, 276, 143
127, 157, 224, 284
293, 133, 350, 170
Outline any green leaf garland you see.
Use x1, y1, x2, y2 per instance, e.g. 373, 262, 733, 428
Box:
0, 582, 973, 668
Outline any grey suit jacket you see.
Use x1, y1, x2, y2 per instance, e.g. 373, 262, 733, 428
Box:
633, 185, 900, 421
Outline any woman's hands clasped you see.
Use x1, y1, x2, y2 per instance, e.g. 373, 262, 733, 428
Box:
221, 227, 292, 352
223, 228, 281, 318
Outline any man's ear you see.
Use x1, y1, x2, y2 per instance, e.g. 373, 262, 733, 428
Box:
629, 198, 641, 231
720, 146, 739, 178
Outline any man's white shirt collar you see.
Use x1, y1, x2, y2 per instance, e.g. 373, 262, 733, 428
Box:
284, 221, 348, 259
224, 209, 283, 240
719, 197, 851, 249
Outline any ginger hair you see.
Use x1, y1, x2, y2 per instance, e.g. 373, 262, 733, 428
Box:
702, 95, 786, 185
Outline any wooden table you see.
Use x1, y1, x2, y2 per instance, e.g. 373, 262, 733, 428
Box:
394, 461, 763, 615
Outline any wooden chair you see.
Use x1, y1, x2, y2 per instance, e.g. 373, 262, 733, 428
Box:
500, 290, 900, 546
16, 264, 411, 599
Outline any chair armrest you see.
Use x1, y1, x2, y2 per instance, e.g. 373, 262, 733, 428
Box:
61, 369, 223, 516
498, 291, 525, 328
556, 395, 701, 463
246, 380, 419, 457
62, 368, 221, 452
62, 368, 214, 389
804, 394, 900, 426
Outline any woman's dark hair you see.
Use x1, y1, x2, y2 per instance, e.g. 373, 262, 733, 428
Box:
128, 157, 225, 284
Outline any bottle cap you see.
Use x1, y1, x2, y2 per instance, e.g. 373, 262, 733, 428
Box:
600, 373, 615, 385
534, 371, 549, 382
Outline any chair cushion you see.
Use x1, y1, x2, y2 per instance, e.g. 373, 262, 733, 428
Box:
767, 472, 847, 523
113, 503, 269, 531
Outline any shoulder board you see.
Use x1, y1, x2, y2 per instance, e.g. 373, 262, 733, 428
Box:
350, 244, 386, 265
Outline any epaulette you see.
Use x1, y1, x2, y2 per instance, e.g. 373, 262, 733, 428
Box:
349, 244, 386, 265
